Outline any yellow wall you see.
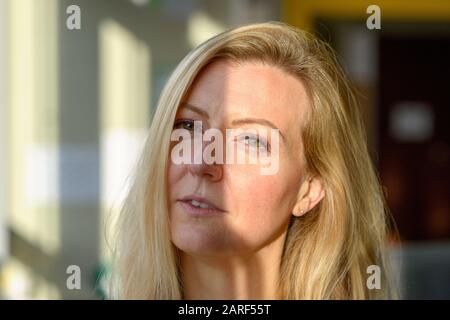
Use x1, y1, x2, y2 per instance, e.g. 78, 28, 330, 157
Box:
283, 0, 450, 31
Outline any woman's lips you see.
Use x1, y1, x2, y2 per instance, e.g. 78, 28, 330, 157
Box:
177, 199, 226, 217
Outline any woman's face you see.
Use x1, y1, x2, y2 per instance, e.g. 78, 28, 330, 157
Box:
168, 60, 310, 257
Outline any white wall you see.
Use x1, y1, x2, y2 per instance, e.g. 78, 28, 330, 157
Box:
0, 0, 9, 266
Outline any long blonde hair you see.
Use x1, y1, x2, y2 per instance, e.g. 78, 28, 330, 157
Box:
109, 21, 396, 299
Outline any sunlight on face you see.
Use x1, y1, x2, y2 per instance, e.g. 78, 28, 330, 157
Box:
168, 60, 310, 257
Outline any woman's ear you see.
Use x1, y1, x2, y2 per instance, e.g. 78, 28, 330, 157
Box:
292, 176, 325, 217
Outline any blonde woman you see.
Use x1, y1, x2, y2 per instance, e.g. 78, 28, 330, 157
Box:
109, 21, 396, 299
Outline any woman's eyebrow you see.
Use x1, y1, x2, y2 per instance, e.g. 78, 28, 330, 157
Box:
180, 102, 286, 142
232, 118, 286, 142
179, 102, 209, 118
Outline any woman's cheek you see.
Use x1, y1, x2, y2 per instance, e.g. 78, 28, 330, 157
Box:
232, 176, 288, 247
168, 162, 185, 188
232, 171, 281, 214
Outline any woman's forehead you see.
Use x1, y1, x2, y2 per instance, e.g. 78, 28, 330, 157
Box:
181, 60, 308, 138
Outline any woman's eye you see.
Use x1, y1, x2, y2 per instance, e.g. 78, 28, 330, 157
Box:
173, 119, 195, 131
241, 135, 269, 151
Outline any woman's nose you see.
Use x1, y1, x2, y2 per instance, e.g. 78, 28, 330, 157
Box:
188, 140, 223, 181
188, 161, 223, 181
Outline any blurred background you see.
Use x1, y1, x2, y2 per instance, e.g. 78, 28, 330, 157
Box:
0, 0, 449, 299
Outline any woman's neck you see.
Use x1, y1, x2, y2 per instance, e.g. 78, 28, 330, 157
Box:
180, 233, 286, 300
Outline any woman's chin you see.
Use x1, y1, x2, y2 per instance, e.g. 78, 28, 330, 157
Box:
172, 229, 240, 257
